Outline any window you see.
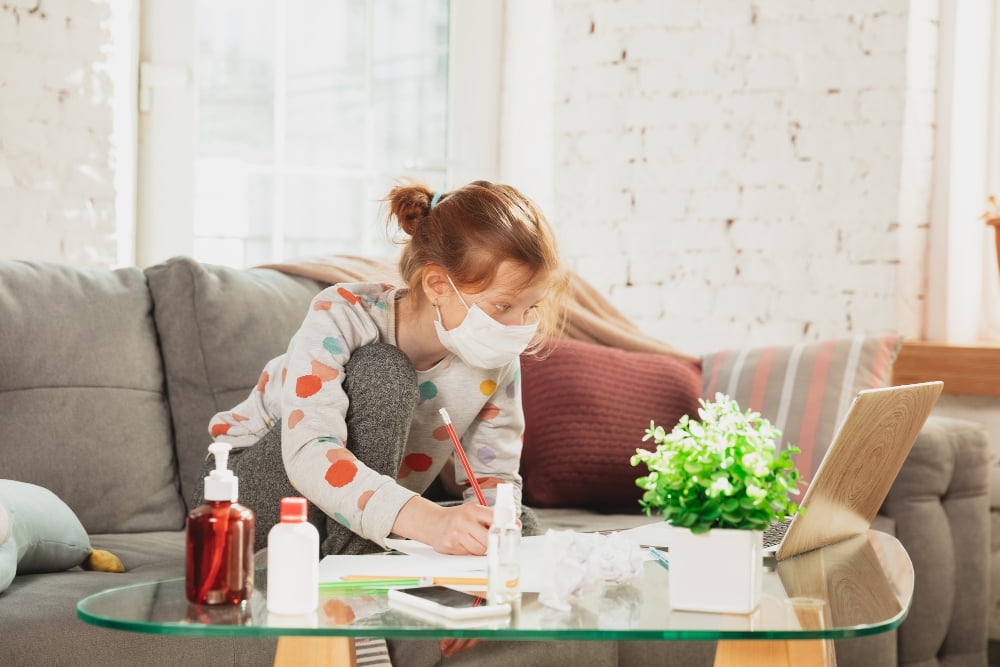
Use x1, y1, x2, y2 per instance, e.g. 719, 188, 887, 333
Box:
136, 0, 503, 268
194, 0, 448, 267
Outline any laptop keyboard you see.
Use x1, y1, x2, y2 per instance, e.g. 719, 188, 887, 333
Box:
763, 518, 792, 548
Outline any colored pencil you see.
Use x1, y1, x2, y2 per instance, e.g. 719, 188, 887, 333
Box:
439, 408, 487, 506
319, 577, 426, 589
649, 546, 670, 571
340, 574, 489, 587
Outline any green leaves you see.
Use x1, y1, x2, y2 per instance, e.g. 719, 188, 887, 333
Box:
632, 393, 803, 532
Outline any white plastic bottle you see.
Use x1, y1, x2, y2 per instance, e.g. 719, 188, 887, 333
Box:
266, 497, 320, 615
487, 483, 522, 606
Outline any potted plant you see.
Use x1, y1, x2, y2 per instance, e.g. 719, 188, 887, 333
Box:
981, 195, 1000, 281
631, 393, 803, 614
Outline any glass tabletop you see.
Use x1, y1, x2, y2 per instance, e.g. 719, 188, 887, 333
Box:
77, 530, 912, 642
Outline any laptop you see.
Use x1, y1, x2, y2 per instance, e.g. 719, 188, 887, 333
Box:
769, 380, 943, 560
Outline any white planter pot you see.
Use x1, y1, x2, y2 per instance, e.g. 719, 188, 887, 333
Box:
668, 525, 763, 614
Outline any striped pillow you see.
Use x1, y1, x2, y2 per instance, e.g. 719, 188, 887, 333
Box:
700, 334, 902, 484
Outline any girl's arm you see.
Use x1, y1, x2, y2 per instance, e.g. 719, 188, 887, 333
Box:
278, 285, 418, 546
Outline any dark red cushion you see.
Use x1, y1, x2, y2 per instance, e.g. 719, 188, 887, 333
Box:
520, 339, 702, 509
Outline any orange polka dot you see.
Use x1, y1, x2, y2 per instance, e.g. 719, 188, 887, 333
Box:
232, 413, 249, 422
323, 599, 356, 624
357, 490, 374, 509
287, 409, 304, 429
337, 287, 361, 305
313, 300, 333, 311
311, 360, 339, 381
432, 425, 451, 441
325, 448, 357, 464
403, 453, 433, 472
281, 368, 287, 385
325, 459, 358, 487
480, 380, 497, 396
477, 403, 500, 421
396, 464, 412, 480
256, 371, 270, 392
211, 422, 230, 436
296, 374, 322, 398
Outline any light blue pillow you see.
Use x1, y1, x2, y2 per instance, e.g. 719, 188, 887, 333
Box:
0, 480, 95, 592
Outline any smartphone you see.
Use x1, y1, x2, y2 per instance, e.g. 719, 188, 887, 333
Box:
387, 586, 511, 624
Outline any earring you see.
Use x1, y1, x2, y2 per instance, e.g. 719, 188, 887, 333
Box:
433, 298, 439, 307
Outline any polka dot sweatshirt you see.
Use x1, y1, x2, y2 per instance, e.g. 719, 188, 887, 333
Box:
208, 282, 525, 547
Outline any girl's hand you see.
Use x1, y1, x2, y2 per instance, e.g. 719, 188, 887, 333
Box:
429, 502, 493, 555
393, 497, 493, 555
440, 638, 484, 659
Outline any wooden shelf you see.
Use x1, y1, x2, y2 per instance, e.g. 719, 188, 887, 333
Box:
893, 341, 1000, 397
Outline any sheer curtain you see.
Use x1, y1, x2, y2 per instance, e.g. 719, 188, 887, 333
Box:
981, 2, 1000, 341
927, 0, 999, 344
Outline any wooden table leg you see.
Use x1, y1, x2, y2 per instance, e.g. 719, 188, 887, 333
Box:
273, 636, 356, 667
714, 639, 835, 666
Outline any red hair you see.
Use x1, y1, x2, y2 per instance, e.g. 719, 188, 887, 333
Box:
383, 180, 568, 352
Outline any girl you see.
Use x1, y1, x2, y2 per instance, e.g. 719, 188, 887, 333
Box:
199, 180, 567, 561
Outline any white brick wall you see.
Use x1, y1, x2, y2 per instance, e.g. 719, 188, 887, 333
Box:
0, 1, 995, 454
0, 0, 943, 356
551, 0, 938, 355
0, 0, 120, 268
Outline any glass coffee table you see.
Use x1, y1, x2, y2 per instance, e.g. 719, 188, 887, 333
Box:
78, 530, 912, 667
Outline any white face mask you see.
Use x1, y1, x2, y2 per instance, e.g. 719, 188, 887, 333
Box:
433, 277, 539, 369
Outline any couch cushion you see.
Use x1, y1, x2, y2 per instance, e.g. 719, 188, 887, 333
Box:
0, 261, 185, 533
145, 257, 327, 509
520, 339, 702, 510
0, 531, 277, 667
701, 334, 902, 484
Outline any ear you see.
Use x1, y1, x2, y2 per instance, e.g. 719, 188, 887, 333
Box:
421, 265, 454, 304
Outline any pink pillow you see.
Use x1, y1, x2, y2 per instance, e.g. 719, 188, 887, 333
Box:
520, 339, 702, 509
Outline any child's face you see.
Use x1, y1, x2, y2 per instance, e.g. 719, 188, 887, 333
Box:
451, 260, 548, 328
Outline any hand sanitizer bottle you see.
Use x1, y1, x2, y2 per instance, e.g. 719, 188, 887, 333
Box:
266, 497, 320, 615
487, 483, 521, 606
185, 442, 255, 605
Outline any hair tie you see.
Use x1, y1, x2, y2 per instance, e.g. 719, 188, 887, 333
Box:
430, 191, 443, 209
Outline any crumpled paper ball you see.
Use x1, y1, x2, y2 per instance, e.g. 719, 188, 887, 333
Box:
538, 529, 645, 611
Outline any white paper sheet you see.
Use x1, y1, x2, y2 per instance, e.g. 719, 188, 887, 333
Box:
318, 553, 485, 584
603, 520, 672, 549
318, 527, 665, 593
319, 536, 551, 591
383, 537, 488, 564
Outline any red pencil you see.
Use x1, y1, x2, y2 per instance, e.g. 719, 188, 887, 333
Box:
438, 408, 488, 506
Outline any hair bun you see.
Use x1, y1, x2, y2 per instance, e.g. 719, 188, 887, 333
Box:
385, 183, 434, 236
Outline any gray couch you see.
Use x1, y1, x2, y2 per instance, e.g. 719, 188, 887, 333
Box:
0, 256, 990, 667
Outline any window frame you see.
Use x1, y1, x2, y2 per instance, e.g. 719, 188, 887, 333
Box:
133, 0, 503, 268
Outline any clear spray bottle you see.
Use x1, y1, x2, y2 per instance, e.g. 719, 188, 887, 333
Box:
185, 442, 255, 605
487, 483, 521, 607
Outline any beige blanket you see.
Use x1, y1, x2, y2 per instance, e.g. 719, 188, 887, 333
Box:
259, 255, 697, 363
